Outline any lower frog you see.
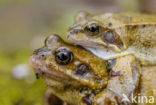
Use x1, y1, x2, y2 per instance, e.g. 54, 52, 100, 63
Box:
30, 35, 142, 105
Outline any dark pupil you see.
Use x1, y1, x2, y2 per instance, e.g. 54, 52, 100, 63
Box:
55, 48, 73, 65
58, 53, 68, 61
89, 25, 97, 32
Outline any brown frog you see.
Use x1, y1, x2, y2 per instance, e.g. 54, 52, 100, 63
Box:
30, 35, 141, 105
67, 11, 156, 66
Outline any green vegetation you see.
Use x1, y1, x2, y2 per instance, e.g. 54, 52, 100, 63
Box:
0, 49, 46, 105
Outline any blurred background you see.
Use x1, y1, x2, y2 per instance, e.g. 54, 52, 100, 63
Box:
0, 0, 155, 105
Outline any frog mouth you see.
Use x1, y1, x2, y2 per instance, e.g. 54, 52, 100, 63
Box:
33, 65, 106, 97
35, 66, 107, 90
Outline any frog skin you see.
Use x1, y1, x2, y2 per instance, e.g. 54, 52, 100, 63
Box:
30, 35, 141, 105
139, 66, 156, 105
67, 11, 156, 66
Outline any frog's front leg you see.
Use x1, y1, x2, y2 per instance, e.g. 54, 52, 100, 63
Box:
94, 55, 141, 105
44, 89, 67, 105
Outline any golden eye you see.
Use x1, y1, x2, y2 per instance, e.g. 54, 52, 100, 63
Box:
84, 23, 101, 36
55, 48, 73, 65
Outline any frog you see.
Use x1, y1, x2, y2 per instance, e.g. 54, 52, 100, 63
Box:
30, 34, 142, 105
67, 11, 156, 66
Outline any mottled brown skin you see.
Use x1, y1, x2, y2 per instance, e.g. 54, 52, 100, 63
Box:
67, 11, 156, 66
30, 35, 142, 105
30, 35, 108, 105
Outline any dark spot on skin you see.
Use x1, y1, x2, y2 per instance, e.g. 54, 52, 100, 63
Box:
120, 81, 123, 84
75, 64, 89, 75
108, 23, 112, 27
34, 68, 44, 79
141, 24, 146, 28
110, 71, 120, 77
83, 95, 92, 105
64, 84, 72, 89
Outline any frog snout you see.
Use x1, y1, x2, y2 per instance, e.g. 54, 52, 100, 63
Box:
29, 55, 44, 79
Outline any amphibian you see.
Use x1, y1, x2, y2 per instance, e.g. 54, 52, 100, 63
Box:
30, 35, 141, 105
67, 11, 156, 66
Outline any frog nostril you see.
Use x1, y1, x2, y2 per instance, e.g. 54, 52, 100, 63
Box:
38, 52, 48, 60
75, 64, 89, 75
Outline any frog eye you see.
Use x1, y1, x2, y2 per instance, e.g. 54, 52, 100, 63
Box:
84, 23, 101, 36
55, 49, 73, 65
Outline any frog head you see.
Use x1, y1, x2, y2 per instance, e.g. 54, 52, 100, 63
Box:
30, 35, 108, 105
67, 11, 135, 60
